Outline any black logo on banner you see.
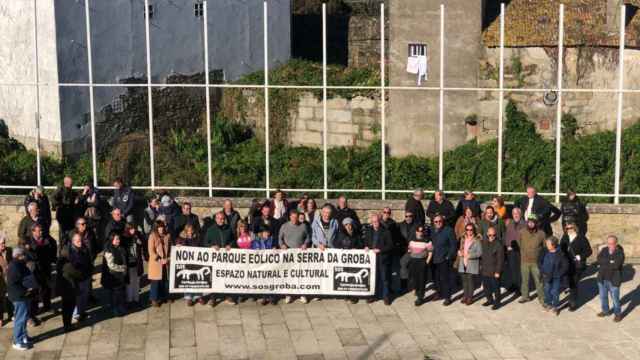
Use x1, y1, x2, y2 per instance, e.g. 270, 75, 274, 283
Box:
174, 264, 212, 289
333, 267, 370, 292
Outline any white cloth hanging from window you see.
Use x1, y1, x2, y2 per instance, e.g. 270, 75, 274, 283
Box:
417, 55, 427, 85
406, 56, 420, 74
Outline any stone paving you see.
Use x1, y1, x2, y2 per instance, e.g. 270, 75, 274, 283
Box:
1, 266, 640, 360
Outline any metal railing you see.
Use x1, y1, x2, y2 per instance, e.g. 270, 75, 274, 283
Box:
1, 2, 638, 203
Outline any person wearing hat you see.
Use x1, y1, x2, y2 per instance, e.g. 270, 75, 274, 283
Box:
518, 214, 546, 304
538, 236, 568, 315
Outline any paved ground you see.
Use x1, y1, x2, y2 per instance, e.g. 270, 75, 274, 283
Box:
1, 265, 640, 360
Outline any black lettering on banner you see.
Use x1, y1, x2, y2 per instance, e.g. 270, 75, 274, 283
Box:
176, 249, 195, 261
327, 253, 338, 263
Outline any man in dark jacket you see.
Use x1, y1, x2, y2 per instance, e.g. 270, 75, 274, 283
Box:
431, 215, 457, 305
52, 176, 78, 242
515, 185, 561, 236
481, 226, 504, 310
597, 235, 625, 322
560, 223, 592, 311
363, 213, 394, 305
426, 191, 456, 228
252, 204, 282, 241
112, 178, 134, 223
23, 187, 51, 234
204, 212, 235, 249
405, 189, 426, 225
18, 202, 50, 245
334, 195, 361, 232
7, 248, 33, 350
398, 211, 419, 290
173, 202, 201, 238
104, 208, 126, 249
222, 199, 241, 238
539, 236, 569, 315
561, 191, 589, 235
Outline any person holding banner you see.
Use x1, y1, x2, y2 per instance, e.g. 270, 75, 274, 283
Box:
252, 226, 277, 305
148, 221, 171, 307
335, 217, 363, 304
176, 224, 204, 306
204, 212, 236, 306
363, 213, 394, 305
279, 209, 312, 304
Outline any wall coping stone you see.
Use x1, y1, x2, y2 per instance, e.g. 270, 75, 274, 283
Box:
2, 195, 640, 214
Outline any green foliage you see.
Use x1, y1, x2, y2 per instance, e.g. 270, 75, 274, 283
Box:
510, 55, 525, 87
2, 101, 640, 203
562, 113, 579, 140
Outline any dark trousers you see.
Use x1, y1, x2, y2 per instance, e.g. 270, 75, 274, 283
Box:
506, 250, 521, 291
0, 295, 10, 321
568, 269, 583, 308
150, 280, 168, 302
434, 261, 452, 300
482, 276, 501, 303
61, 293, 76, 328
110, 286, 126, 314
374, 258, 392, 300
408, 257, 427, 300
30, 283, 51, 317
461, 273, 476, 300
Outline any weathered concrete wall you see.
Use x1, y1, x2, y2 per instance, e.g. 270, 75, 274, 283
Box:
475, 47, 640, 142
347, 15, 389, 68
1, 195, 639, 261
0, 1, 62, 156
228, 91, 382, 148
387, 0, 483, 157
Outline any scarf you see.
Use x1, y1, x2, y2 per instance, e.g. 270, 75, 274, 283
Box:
463, 235, 474, 267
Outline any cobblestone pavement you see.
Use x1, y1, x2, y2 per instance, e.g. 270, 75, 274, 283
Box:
0, 266, 639, 360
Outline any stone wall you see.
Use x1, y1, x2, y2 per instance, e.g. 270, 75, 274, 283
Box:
347, 15, 389, 68
229, 91, 383, 148
1, 195, 639, 261
474, 47, 640, 143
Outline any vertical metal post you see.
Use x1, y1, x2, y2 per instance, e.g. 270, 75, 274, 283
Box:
264, 1, 270, 198
84, 0, 98, 188
203, 1, 213, 197
438, 4, 444, 190
614, 4, 626, 204
322, 3, 328, 200
144, 0, 155, 189
380, 3, 386, 200
554, 4, 564, 203
33, 0, 42, 186
497, 3, 505, 195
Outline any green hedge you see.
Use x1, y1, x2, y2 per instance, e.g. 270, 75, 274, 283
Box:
1, 102, 639, 203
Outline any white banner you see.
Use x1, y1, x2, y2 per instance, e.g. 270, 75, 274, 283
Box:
169, 246, 376, 296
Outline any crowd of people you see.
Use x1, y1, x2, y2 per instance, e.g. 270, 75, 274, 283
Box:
0, 177, 629, 351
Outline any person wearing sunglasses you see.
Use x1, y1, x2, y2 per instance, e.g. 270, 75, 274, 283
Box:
481, 226, 504, 309
457, 224, 482, 305
431, 215, 457, 305
559, 223, 592, 311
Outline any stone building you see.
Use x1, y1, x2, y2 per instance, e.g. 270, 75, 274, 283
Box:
0, 0, 291, 157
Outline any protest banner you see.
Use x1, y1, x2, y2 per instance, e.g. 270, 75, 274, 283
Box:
169, 246, 376, 296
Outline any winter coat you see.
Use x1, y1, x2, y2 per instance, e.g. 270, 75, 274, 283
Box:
518, 228, 545, 264
335, 229, 362, 250
514, 195, 561, 236
23, 193, 52, 231
24, 236, 57, 285
479, 216, 506, 244
7, 260, 31, 302
426, 199, 456, 228
457, 236, 482, 275
455, 198, 482, 218
17, 215, 50, 246
104, 218, 126, 244
143, 206, 159, 235
481, 238, 504, 277
559, 233, 592, 274
173, 213, 201, 239
147, 232, 170, 281
404, 197, 426, 225
334, 206, 361, 232
362, 226, 394, 264
52, 186, 78, 228
122, 232, 145, 276
539, 249, 569, 285
431, 226, 457, 264
251, 216, 282, 240
311, 216, 339, 248
223, 209, 241, 237
504, 219, 526, 251
597, 245, 625, 287
112, 186, 134, 217
398, 220, 418, 245
454, 216, 479, 239
561, 198, 589, 232
101, 243, 128, 289
204, 223, 235, 248
251, 236, 274, 250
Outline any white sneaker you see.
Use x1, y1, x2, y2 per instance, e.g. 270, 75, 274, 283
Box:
284, 296, 292, 304
300, 296, 308, 304
12, 343, 28, 351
